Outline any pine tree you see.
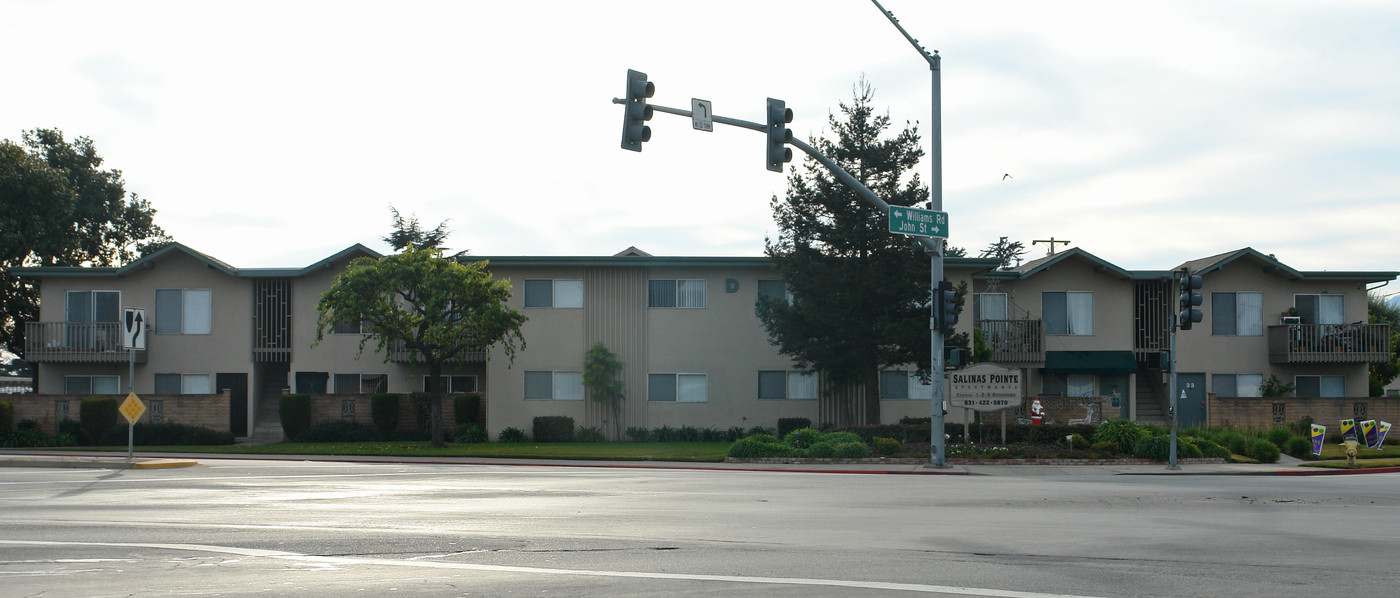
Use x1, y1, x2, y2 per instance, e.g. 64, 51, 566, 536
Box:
756, 79, 932, 425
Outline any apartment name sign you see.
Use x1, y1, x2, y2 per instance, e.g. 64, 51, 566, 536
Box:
950, 363, 1022, 412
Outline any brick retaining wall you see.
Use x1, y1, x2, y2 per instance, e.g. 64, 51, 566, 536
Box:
3, 392, 232, 434
1210, 396, 1399, 430
305, 393, 486, 432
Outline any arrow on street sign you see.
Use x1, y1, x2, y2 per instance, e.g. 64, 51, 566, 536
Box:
888, 206, 949, 239
123, 307, 146, 350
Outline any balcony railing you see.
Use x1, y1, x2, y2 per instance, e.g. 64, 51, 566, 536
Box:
25, 322, 147, 364
975, 319, 1045, 363
1268, 323, 1391, 364
388, 339, 487, 363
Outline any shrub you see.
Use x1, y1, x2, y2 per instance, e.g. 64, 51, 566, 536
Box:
454, 393, 483, 425
532, 416, 574, 442
1090, 441, 1119, 454
498, 427, 528, 442
2, 428, 49, 448
1177, 439, 1204, 459
0, 400, 12, 433
1068, 433, 1090, 450
625, 426, 651, 442
1265, 427, 1295, 449
700, 427, 727, 442
296, 420, 380, 442
100, 421, 236, 446
725, 426, 746, 441
872, 436, 901, 457
1245, 438, 1281, 463
1224, 433, 1249, 456
822, 431, 866, 446
727, 437, 799, 459
451, 423, 488, 443
1094, 419, 1144, 453
1131, 436, 1171, 461
746, 432, 778, 444
576, 426, 605, 443
806, 442, 837, 458
80, 396, 120, 444
1191, 438, 1231, 460
371, 393, 400, 435
1283, 436, 1312, 459
747, 425, 774, 437
833, 442, 872, 459
678, 425, 701, 442
777, 418, 811, 439
279, 394, 312, 441
58, 419, 84, 442
784, 428, 823, 449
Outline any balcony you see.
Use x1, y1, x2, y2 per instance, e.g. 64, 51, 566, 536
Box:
1268, 323, 1391, 364
388, 339, 487, 364
25, 322, 146, 364
975, 319, 1045, 363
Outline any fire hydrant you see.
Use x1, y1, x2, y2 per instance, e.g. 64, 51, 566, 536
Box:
1341, 439, 1360, 467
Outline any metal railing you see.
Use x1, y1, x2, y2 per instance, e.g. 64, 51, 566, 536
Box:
388, 339, 487, 363
1267, 323, 1391, 364
975, 319, 1045, 363
24, 322, 146, 363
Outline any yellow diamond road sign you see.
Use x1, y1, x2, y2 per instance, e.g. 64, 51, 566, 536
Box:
120, 392, 146, 425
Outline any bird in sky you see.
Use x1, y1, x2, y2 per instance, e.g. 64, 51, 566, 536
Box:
1002, 174, 1012, 180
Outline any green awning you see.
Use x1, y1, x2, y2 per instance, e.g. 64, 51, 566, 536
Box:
1044, 351, 1138, 374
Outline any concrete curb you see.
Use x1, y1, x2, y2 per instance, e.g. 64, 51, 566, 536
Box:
0, 456, 198, 470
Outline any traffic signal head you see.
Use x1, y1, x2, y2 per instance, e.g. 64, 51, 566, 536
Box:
766, 98, 793, 172
621, 69, 655, 152
937, 280, 958, 336
1178, 269, 1203, 330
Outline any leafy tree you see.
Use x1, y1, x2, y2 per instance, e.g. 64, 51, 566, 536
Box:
979, 236, 1026, 270
757, 79, 944, 425
583, 342, 625, 439
1368, 292, 1399, 395
384, 205, 459, 255
315, 245, 526, 446
1, 129, 170, 357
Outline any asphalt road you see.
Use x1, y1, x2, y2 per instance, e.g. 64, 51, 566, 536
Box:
1, 460, 1395, 597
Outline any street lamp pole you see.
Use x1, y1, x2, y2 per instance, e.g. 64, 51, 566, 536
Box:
872, 0, 948, 467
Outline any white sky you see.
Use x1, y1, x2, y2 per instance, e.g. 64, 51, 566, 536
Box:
3, 0, 1398, 274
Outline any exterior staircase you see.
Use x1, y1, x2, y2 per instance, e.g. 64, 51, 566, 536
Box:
1135, 369, 1169, 425
244, 366, 287, 444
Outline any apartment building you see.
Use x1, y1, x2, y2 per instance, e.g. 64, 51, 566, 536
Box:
14, 243, 1395, 437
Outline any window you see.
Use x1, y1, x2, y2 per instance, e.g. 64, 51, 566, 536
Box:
973, 293, 1008, 321
1042, 374, 1095, 397
757, 280, 792, 303
1294, 294, 1345, 325
332, 319, 371, 334
758, 371, 817, 399
1211, 292, 1263, 336
523, 279, 583, 308
155, 373, 211, 394
648, 279, 706, 308
648, 373, 708, 402
423, 375, 478, 393
1212, 373, 1262, 398
65, 290, 120, 324
333, 373, 387, 394
879, 370, 933, 399
1043, 291, 1093, 335
155, 289, 212, 334
63, 375, 120, 395
1295, 375, 1345, 398
524, 370, 583, 400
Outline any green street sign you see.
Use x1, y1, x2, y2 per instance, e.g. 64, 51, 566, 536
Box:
888, 206, 948, 238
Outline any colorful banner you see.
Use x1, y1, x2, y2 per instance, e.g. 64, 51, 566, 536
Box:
1374, 421, 1391, 449
1340, 419, 1357, 440
1310, 424, 1326, 456
1361, 420, 1378, 449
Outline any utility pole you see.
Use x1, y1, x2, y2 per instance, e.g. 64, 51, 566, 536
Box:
871, 0, 948, 467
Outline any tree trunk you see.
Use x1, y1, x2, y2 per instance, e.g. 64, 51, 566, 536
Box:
428, 360, 445, 447
863, 359, 881, 425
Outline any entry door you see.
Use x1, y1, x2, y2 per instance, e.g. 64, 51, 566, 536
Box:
217, 373, 249, 437
1100, 374, 1129, 420
1176, 373, 1207, 427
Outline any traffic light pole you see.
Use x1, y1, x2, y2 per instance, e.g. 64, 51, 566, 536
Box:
1168, 311, 1180, 470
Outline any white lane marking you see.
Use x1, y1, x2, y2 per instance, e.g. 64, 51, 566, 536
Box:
0, 539, 1105, 598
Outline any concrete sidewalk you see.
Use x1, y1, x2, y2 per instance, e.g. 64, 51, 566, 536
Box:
2, 450, 1394, 476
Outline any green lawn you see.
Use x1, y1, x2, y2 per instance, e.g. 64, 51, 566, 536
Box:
86, 441, 733, 462
1296, 441, 1399, 469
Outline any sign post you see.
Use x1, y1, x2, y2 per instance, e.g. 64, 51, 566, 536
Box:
121, 307, 145, 460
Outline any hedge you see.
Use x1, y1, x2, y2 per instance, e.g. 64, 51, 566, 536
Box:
454, 393, 484, 426
0, 401, 12, 433
371, 393, 400, 434
533, 416, 574, 442
80, 396, 119, 444
279, 394, 312, 441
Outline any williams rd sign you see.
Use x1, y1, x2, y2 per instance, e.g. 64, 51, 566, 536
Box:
888, 206, 948, 239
